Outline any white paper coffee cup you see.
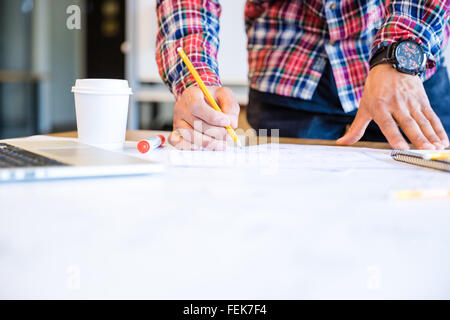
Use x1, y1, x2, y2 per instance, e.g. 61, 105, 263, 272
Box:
72, 79, 132, 149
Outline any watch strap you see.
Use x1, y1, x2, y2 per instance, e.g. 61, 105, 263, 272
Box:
369, 46, 393, 70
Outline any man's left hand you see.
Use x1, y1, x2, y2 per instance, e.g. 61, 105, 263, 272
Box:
337, 64, 449, 150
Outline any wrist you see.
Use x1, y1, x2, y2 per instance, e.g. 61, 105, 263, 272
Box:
369, 63, 419, 79
174, 73, 221, 100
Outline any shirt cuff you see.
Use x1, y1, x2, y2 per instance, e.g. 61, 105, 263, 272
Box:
157, 40, 222, 100
173, 65, 222, 100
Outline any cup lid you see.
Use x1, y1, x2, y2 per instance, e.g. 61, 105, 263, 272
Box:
72, 79, 132, 95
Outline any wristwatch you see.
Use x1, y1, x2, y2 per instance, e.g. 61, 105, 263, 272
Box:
369, 39, 427, 76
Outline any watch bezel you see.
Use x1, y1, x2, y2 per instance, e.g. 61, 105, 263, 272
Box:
391, 39, 426, 76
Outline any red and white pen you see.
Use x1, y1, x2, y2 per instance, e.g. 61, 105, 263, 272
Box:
137, 135, 166, 153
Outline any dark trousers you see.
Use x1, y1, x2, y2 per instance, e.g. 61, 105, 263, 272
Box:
247, 61, 450, 142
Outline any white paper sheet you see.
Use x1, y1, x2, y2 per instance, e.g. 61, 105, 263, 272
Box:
127, 142, 397, 173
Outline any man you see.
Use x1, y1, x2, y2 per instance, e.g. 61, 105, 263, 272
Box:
156, 0, 450, 151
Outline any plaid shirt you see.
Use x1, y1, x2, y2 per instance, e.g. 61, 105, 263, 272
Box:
156, 0, 449, 113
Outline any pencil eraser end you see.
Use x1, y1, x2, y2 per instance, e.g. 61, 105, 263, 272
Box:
137, 140, 150, 154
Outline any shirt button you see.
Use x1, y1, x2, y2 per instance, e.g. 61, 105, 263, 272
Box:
329, 2, 336, 10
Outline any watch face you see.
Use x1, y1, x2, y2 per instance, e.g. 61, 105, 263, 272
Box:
395, 41, 424, 71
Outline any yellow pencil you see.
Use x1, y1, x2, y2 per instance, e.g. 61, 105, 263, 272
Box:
177, 47, 241, 147
422, 152, 450, 160
394, 189, 450, 200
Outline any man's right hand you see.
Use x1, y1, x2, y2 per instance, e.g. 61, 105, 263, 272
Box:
168, 86, 240, 150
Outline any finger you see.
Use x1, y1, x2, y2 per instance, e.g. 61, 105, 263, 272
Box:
421, 104, 449, 148
392, 110, 435, 150
409, 107, 443, 149
184, 115, 229, 141
215, 87, 240, 128
190, 98, 231, 127
175, 120, 227, 151
187, 128, 227, 151
336, 109, 371, 145
373, 112, 410, 150
168, 130, 199, 151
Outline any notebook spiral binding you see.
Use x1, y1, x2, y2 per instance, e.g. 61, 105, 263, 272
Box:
391, 150, 450, 172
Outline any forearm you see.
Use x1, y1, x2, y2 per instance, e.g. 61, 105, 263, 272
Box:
156, 0, 222, 99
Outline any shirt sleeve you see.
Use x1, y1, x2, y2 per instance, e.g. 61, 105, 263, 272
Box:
156, 0, 222, 99
371, 0, 450, 69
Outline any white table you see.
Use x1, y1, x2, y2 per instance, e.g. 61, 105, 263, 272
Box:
1, 132, 449, 299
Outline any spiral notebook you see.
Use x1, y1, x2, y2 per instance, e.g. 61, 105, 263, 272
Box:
391, 150, 450, 172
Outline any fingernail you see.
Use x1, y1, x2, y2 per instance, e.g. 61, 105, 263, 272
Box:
434, 142, 443, 150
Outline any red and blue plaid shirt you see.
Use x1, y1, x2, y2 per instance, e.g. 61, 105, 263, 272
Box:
156, 0, 449, 113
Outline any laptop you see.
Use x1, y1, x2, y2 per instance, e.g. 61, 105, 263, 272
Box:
0, 139, 165, 182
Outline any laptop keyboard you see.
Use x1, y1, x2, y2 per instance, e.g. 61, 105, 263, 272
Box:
0, 143, 67, 168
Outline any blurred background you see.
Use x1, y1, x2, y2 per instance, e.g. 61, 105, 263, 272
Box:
0, 0, 249, 139
0, 0, 449, 139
